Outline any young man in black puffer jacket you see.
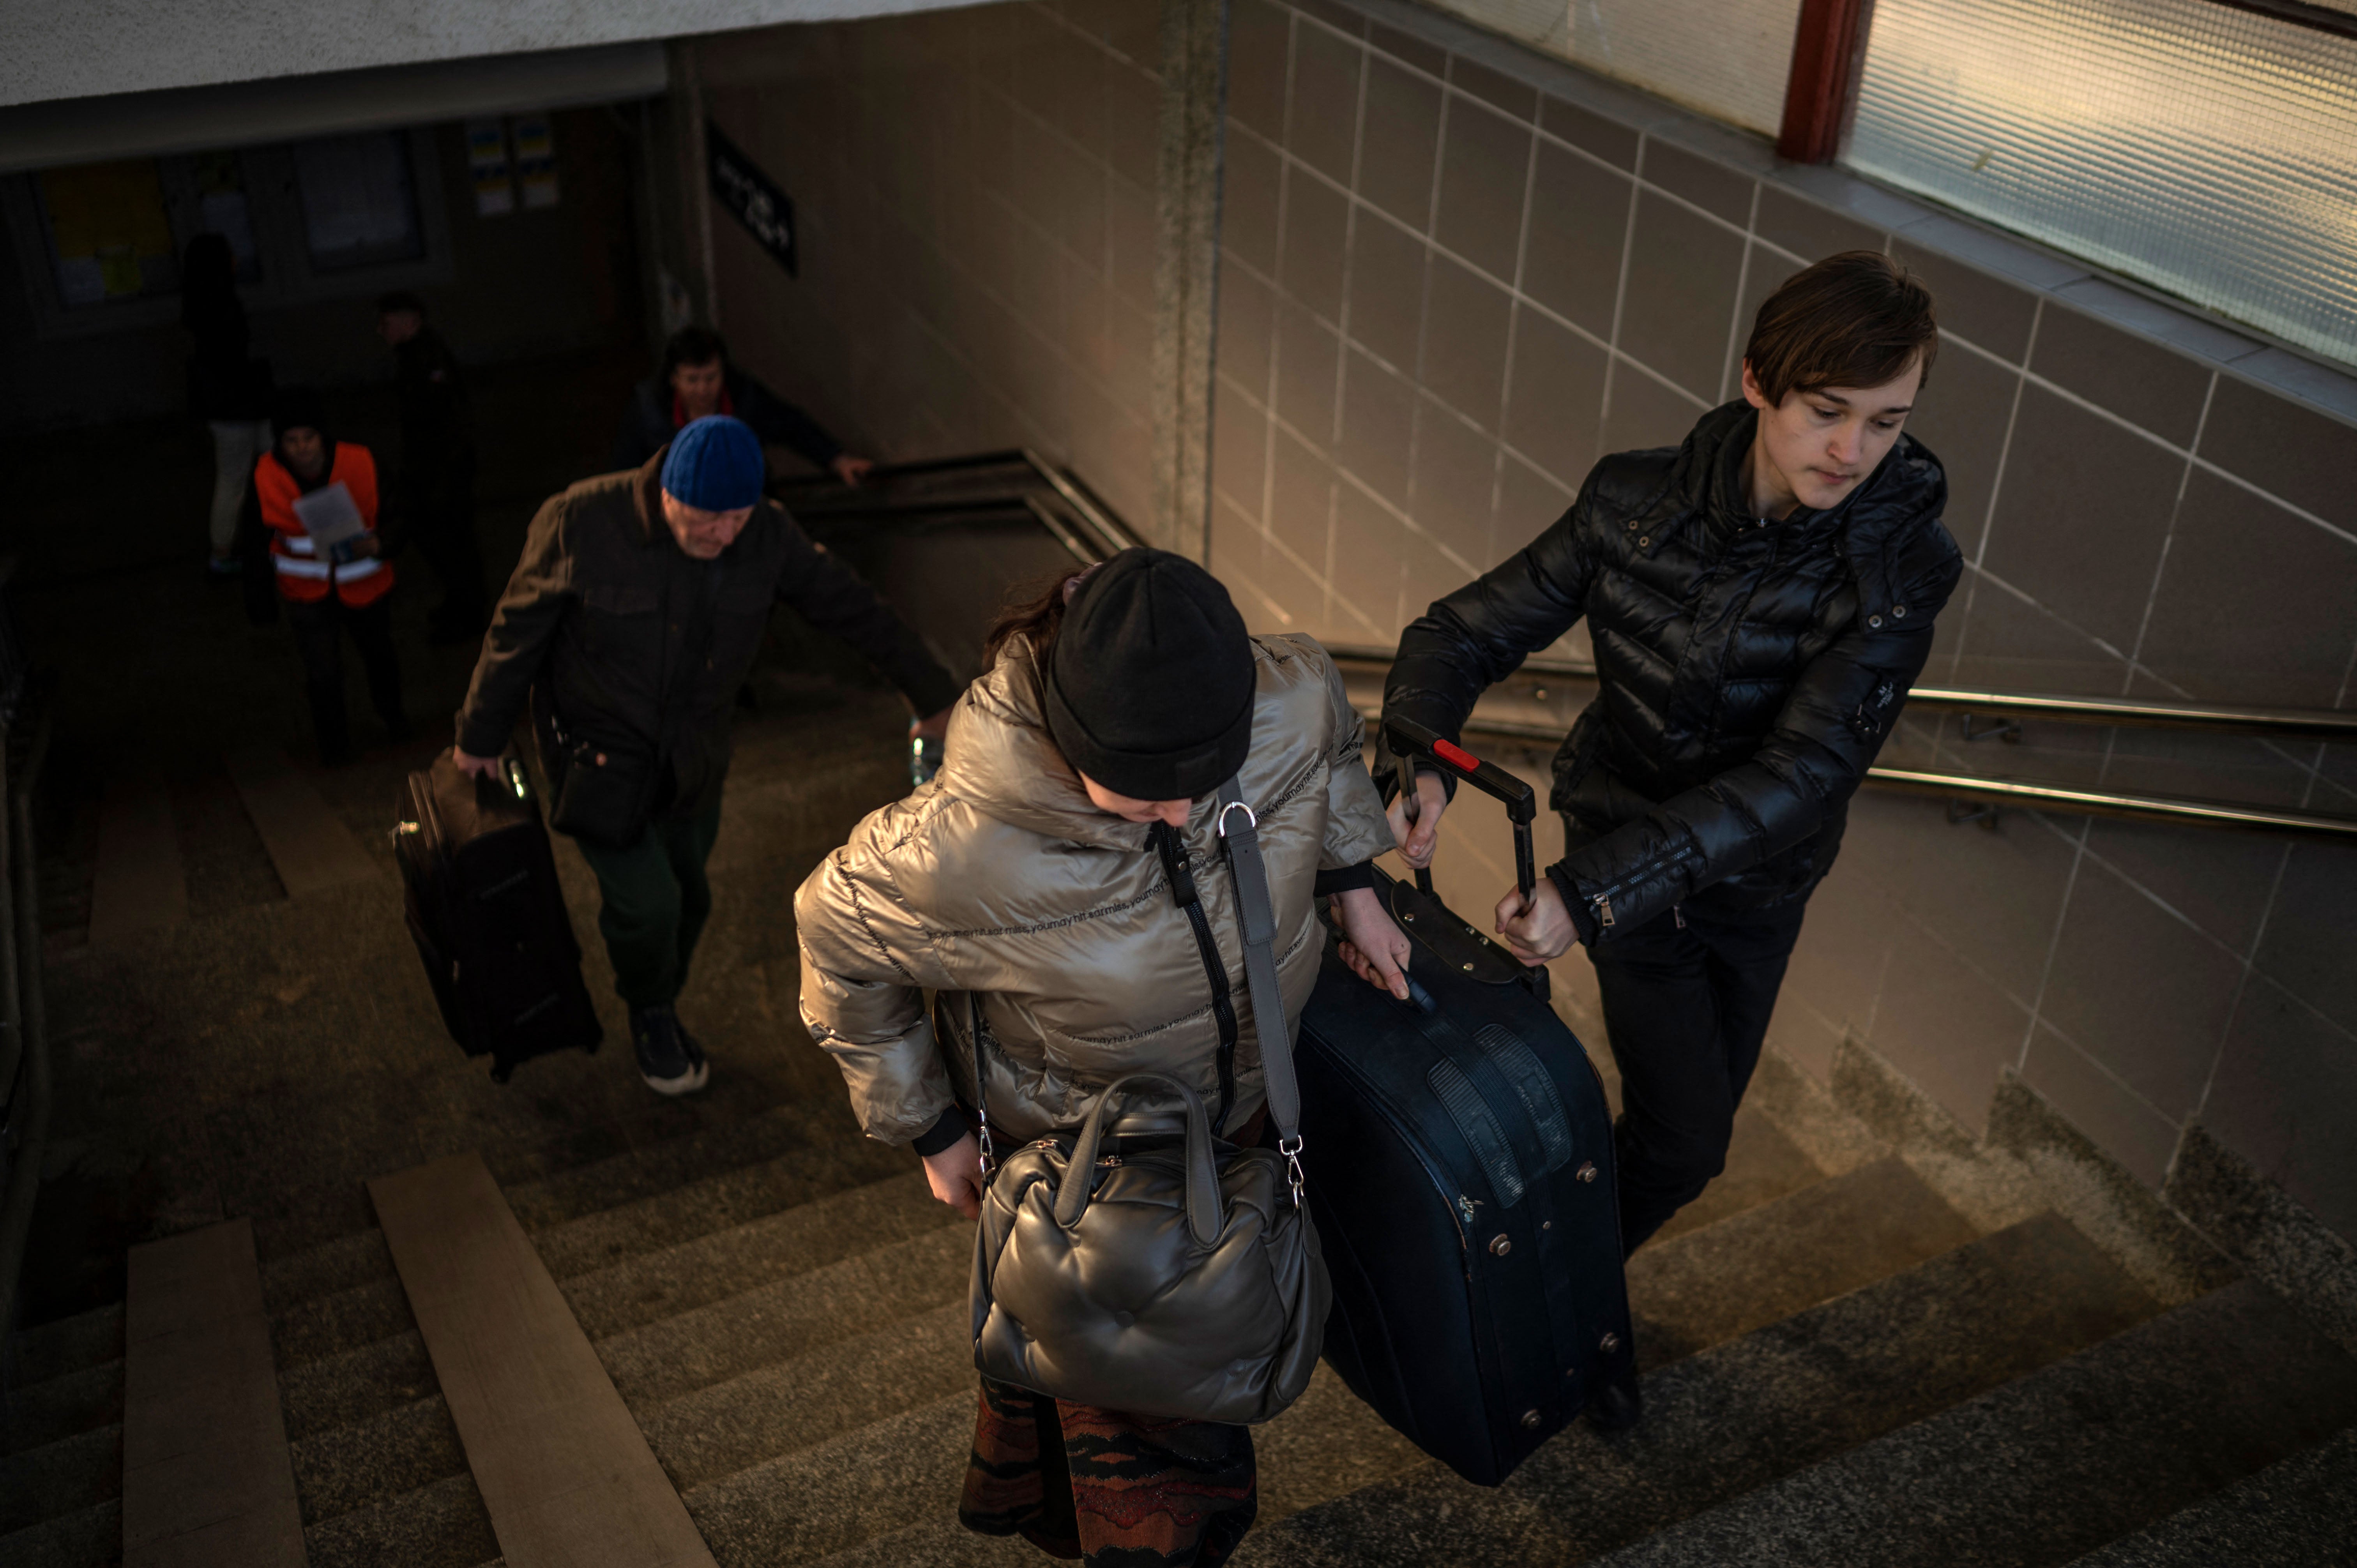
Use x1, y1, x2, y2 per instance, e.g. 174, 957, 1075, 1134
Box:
1381, 251, 1962, 1254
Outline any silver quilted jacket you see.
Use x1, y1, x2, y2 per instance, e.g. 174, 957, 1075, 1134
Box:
795, 631, 1394, 1146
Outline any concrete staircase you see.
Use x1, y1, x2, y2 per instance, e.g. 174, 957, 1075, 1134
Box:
7, 1013, 2354, 1567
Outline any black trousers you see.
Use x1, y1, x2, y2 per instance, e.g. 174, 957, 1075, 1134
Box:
403, 458, 486, 625
1588, 895, 1808, 1255
286, 594, 405, 760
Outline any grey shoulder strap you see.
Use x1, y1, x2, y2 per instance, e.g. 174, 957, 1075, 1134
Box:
1215, 778, 1307, 1200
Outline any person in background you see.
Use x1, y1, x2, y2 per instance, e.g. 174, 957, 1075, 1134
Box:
450, 415, 957, 1097
182, 234, 272, 578
378, 292, 488, 645
238, 388, 410, 765
611, 326, 875, 487
1381, 251, 1961, 1257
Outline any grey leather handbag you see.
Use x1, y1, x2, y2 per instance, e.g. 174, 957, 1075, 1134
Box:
967, 778, 1331, 1424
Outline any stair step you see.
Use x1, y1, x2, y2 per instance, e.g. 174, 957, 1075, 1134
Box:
8, 1302, 123, 1386
290, 1395, 467, 1529
1587, 1277, 2357, 1568
1627, 1152, 1979, 1368
563, 1172, 955, 1342
804, 1514, 1052, 1568
531, 1127, 915, 1289
0, 1496, 119, 1568
280, 1329, 437, 1444
1251, 1363, 1433, 1527
502, 1098, 863, 1236
370, 1151, 715, 1568
1235, 1210, 2158, 1566
302, 1471, 501, 1568
648, 1300, 975, 1490
1647, 1109, 1827, 1246
260, 1225, 396, 1317
270, 1273, 413, 1369
2066, 1423, 2357, 1566
3, 1356, 122, 1454
685, 1391, 974, 1567
0, 1423, 120, 1535
603, 1222, 968, 1408
122, 1215, 306, 1567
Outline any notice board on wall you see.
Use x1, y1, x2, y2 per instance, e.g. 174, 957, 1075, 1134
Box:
706, 122, 794, 277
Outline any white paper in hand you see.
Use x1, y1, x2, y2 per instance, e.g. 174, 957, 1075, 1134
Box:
290, 482, 369, 562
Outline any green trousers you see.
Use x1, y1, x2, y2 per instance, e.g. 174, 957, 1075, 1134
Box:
572, 801, 724, 1010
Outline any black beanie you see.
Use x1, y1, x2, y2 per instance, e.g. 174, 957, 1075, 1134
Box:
271, 386, 329, 440
1042, 549, 1256, 801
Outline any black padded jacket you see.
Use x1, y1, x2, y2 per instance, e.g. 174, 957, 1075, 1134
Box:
456, 453, 961, 819
1383, 399, 1962, 945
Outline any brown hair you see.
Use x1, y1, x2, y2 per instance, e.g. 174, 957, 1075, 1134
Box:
981, 567, 1096, 668
1743, 250, 1938, 406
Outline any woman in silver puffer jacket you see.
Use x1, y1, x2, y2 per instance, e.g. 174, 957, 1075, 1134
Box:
795, 549, 1412, 1566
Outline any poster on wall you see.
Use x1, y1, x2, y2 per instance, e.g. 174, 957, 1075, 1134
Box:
706, 123, 795, 277
37, 159, 177, 305
466, 118, 513, 217
512, 115, 560, 210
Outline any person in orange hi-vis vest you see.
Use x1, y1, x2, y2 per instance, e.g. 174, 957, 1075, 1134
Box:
240, 387, 411, 765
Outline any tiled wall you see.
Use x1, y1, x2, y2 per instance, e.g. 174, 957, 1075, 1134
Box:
693, 0, 1164, 537
1214, 0, 2357, 1240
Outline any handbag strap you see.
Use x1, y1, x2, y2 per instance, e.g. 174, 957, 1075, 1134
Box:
1150, 821, 1237, 1132
1214, 776, 1307, 1207
965, 774, 1306, 1205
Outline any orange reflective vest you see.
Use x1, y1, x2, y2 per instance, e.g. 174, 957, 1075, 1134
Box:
255, 444, 393, 607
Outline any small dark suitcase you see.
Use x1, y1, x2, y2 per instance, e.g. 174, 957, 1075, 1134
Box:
395, 750, 602, 1082
1295, 717, 1636, 1486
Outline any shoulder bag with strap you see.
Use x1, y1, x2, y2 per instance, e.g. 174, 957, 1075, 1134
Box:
965, 777, 1330, 1424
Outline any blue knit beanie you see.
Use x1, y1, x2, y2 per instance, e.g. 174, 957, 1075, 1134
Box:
660, 415, 766, 511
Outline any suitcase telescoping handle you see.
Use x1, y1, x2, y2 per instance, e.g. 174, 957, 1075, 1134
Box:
1383, 715, 1551, 1004
1384, 715, 1538, 901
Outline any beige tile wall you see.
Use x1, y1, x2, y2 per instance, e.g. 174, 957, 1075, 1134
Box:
693, 0, 1165, 539
1217, 0, 2357, 1239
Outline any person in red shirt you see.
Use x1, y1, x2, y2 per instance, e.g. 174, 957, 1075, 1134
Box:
239, 388, 411, 764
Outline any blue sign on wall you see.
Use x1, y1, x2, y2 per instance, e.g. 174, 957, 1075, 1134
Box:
707, 122, 795, 277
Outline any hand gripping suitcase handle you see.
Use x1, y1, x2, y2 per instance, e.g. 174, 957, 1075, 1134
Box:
1384, 715, 1539, 899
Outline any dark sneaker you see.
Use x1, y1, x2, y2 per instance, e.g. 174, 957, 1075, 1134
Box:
632, 1005, 708, 1096
675, 1018, 710, 1081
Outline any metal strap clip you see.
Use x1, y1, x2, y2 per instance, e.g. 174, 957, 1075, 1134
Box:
1277, 1132, 1306, 1208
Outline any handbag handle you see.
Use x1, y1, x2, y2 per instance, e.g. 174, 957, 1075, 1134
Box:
1051, 1072, 1223, 1248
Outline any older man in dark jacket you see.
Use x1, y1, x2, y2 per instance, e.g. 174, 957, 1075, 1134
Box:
453, 415, 957, 1095
1383, 252, 1962, 1252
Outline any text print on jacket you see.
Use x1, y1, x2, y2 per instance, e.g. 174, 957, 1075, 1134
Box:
795, 633, 1395, 1148
1385, 399, 1963, 938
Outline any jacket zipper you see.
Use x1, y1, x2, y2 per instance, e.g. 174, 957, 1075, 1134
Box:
1587, 843, 1698, 931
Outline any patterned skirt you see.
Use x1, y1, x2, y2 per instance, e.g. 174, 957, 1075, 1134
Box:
959, 1376, 1258, 1566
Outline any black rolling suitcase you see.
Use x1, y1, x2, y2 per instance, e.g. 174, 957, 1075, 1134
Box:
395, 750, 602, 1082
1296, 716, 1636, 1485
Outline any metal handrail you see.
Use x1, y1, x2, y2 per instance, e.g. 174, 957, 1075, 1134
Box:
1324, 645, 2357, 742
777, 457, 2357, 839
1325, 648, 2357, 842
775, 447, 1143, 562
